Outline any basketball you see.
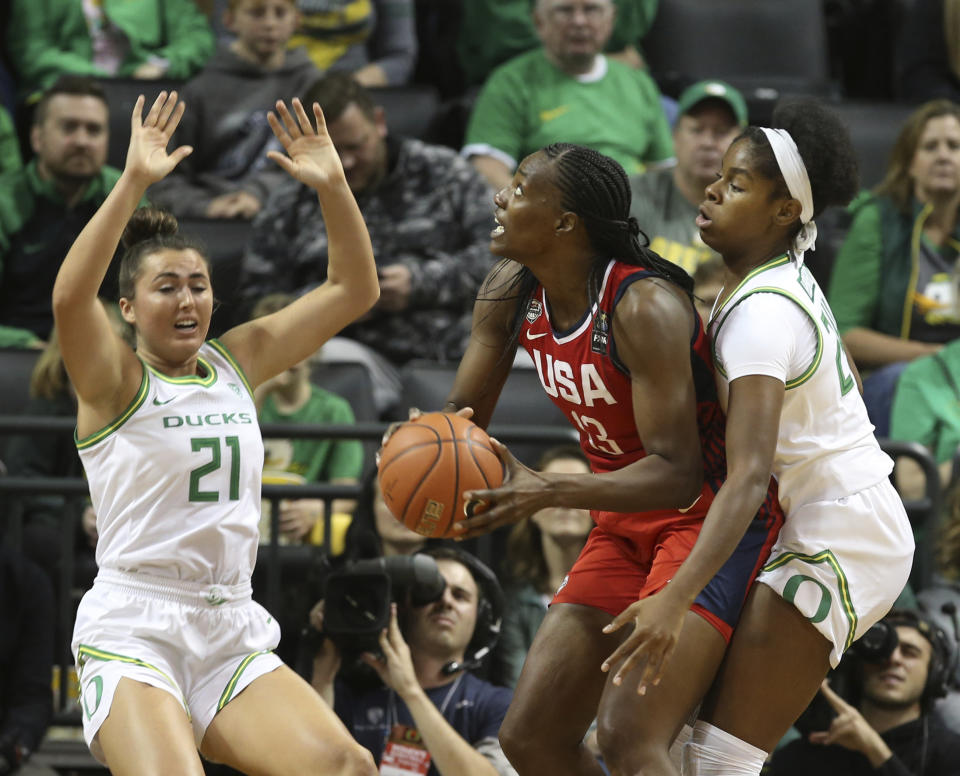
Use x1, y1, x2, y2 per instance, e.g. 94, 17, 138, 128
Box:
378, 412, 504, 538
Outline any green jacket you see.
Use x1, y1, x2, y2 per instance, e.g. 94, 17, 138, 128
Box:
0, 106, 22, 176
828, 193, 960, 339
0, 160, 144, 348
7, 0, 214, 100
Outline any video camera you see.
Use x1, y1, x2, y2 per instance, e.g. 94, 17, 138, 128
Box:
321, 554, 447, 656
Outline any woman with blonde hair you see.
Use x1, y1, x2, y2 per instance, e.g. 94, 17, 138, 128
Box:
828, 98, 960, 435
6, 300, 132, 576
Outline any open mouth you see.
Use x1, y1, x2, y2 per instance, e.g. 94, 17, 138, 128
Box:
491, 213, 505, 238
695, 208, 712, 228
175, 320, 198, 332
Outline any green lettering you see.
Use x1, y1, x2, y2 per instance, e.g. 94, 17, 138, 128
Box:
163, 416, 183, 428
204, 414, 222, 425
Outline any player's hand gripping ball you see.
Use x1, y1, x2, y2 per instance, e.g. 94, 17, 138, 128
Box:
378, 412, 503, 538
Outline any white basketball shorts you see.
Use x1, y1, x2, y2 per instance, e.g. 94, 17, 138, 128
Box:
756, 478, 914, 667
71, 568, 283, 764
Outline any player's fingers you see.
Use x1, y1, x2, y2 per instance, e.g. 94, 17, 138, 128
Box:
165, 98, 187, 136
292, 97, 313, 135
130, 95, 145, 132
612, 649, 649, 691
407, 407, 423, 421
807, 732, 829, 745
312, 102, 328, 135
143, 91, 167, 126
267, 111, 293, 148
156, 90, 179, 129
455, 406, 474, 419
274, 100, 300, 139
601, 607, 636, 635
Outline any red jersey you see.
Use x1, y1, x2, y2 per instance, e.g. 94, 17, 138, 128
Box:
520, 259, 727, 543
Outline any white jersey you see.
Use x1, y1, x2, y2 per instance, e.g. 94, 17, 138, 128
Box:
709, 254, 892, 515
77, 340, 264, 585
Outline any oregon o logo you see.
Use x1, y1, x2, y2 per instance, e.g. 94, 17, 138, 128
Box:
782, 574, 832, 624
82, 675, 104, 719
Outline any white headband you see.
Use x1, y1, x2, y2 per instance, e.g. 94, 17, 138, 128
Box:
759, 127, 817, 264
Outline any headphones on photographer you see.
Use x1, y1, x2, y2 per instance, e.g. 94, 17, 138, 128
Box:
415, 547, 504, 675
859, 609, 957, 704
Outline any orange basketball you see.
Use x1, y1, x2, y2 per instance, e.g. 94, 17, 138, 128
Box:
378, 412, 504, 538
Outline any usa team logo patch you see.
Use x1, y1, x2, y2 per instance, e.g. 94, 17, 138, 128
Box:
526, 299, 543, 323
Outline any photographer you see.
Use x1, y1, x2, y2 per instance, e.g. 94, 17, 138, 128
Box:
768, 609, 960, 775
309, 546, 517, 776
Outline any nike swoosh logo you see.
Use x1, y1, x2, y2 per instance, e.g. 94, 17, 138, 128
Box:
153, 397, 175, 406
539, 105, 571, 123
526, 331, 547, 340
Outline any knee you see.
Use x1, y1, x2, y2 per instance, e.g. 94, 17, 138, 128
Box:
325, 745, 377, 776
596, 711, 660, 773
300, 741, 376, 776
499, 714, 541, 769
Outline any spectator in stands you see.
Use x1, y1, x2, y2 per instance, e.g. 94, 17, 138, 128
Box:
309, 546, 517, 776
828, 99, 960, 437
6, 300, 133, 582
897, 0, 960, 104
0, 76, 146, 349
461, 0, 673, 192
240, 73, 495, 415
495, 445, 593, 689
456, 0, 659, 90
629, 79, 747, 276
767, 609, 960, 776
251, 292, 363, 548
0, 546, 55, 776
0, 106, 21, 175
147, 0, 320, 220
888, 338, 960, 498
290, 0, 418, 87
5, 0, 214, 103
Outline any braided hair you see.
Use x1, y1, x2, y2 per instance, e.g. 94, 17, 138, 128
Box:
486, 143, 694, 350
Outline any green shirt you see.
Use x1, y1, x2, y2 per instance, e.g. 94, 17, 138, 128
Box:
628, 166, 718, 275
463, 49, 673, 175
259, 385, 363, 482
456, 0, 660, 86
890, 340, 960, 464
6, 0, 214, 100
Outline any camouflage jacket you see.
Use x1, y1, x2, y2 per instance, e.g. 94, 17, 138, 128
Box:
240, 136, 495, 364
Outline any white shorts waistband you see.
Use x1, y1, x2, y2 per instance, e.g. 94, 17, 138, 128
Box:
95, 568, 252, 608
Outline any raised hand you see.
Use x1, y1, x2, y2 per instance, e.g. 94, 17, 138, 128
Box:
124, 91, 192, 184
807, 680, 891, 764
599, 590, 689, 695
267, 98, 344, 191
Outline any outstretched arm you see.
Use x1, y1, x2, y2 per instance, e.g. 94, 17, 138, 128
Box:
220, 99, 379, 389
52, 92, 192, 425
601, 372, 783, 693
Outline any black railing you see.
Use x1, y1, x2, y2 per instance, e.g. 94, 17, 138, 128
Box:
0, 414, 577, 724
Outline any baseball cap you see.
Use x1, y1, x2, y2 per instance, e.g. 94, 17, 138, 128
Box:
676, 80, 748, 127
